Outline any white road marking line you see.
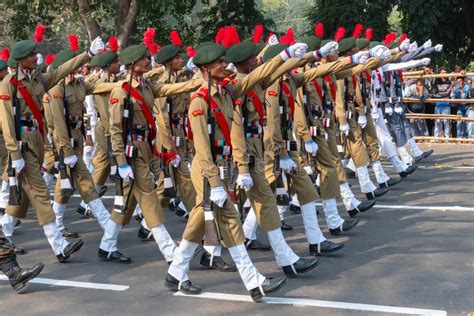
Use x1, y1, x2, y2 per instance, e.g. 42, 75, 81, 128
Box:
314, 203, 474, 212
0, 275, 129, 291
174, 292, 447, 316
418, 165, 474, 170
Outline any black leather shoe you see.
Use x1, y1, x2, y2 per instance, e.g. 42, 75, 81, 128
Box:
329, 218, 359, 236
165, 273, 202, 295
14, 219, 21, 227
200, 252, 237, 272
169, 198, 189, 219
137, 225, 154, 241
348, 200, 375, 218
98, 249, 131, 264
60, 228, 79, 239
96, 184, 108, 197
13, 245, 26, 255
422, 149, 433, 158
379, 177, 402, 188
57, 239, 84, 263
309, 240, 345, 256
406, 164, 418, 174
134, 213, 144, 222
282, 257, 319, 278
414, 155, 423, 163
9, 262, 44, 292
366, 187, 390, 200
289, 203, 301, 214
345, 168, 356, 179
245, 239, 271, 251
281, 220, 293, 231
249, 276, 287, 302
77, 205, 95, 218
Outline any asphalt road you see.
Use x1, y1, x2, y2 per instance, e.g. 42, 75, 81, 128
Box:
1, 143, 473, 316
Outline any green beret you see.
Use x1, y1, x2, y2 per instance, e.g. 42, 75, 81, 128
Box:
338, 37, 356, 54
389, 40, 399, 49
7, 57, 17, 68
255, 43, 265, 55
196, 42, 214, 50
98, 51, 118, 68
369, 41, 381, 49
300, 35, 321, 51
226, 42, 256, 64
89, 54, 101, 67
119, 44, 148, 65
321, 39, 331, 46
193, 44, 226, 66
0, 60, 7, 71
262, 44, 287, 62
356, 38, 370, 50
51, 49, 77, 71
181, 53, 189, 65
155, 45, 180, 64
11, 40, 36, 60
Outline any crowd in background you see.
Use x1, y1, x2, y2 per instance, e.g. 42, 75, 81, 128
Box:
403, 65, 473, 139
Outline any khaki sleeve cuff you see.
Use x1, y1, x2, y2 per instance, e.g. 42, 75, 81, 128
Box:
11, 151, 22, 161
209, 175, 223, 188
238, 164, 249, 174
303, 134, 312, 142
116, 155, 128, 166
63, 146, 75, 158
279, 148, 289, 158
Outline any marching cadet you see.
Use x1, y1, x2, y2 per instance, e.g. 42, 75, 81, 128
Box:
0, 236, 43, 292
77, 38, 121, 218
108, 43, 203, 266
225, 39, 319, 273
0, 25, 104, 262
166, 41, 307, 302
334, 29, 391, 200
47, 36, 132, 263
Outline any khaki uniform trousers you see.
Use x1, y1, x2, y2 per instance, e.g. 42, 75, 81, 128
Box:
313, 134, 341, 199
5, 131, 55, 225
54, 129, 98, 204
111, 142, 166, 228
342, 107, 370, 168
265, 150, 319, 205
361, 110, 380, 162
325, 123, 347, 183
182, 160, 245, 248
91, 120, 110, 186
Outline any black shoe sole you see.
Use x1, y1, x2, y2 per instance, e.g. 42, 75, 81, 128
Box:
98, 256, 132, 264
252, 278, 287, 302
12, 263, 44, 292
59, 240, 84, 263
164, 280, 201, 295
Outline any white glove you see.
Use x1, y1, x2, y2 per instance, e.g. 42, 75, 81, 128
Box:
236, 173, 253, 191
371, 108, 380, 120
64, 155, 78, 168
118, 164, 134, 182
280, 156, 296, 173
369, 45, 390, 59
434, 44, 443, 52
399, 38, 410, 52
420, 57, 431, 66
423, 39, 432, 50
88, 36, 105, 57
12, 158, 25, 173
170, 155, 181, 168
304, 140, 318, 156
267, 34, 279, 46
210, 186, 228, 208
186, 57, 196, 71
408, 41, 418, 53
150, 56, 157, 68
340, 123, 350, 136
394, 106, 403, 114
36, 53, 44, 65
381, 49, 392, 60
351, 51, 369, 64
385, 106, 393, 115
282, 43, 308, 60
317, 41, 338, 57
358, 115, 368, 129
226, 63, 237, 73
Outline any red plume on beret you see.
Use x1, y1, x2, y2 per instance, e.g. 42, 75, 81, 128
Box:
34, 24, 46, 43
108, 36, 119, 52
399, 33, 408, 42
215, 27, 226, 44
143, 28, 156, 48
384, 33, 396, 45
352, 24, 363, 38
0, 48, 10, 61
149, 42, 160, 55
222, 26, 240, 48
253, 24, 264, 44
334, 27, 345, 42
315, 23, 324, 38
280, 28, 295, 45
45, 54, 56, 65
365, 28, 373, 41
186, 46, 197, 58
170, 30, 183, 46
68, 34, 79, 52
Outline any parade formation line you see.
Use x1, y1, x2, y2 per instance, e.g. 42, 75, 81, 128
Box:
0, 275, 129, 291
174, 292, 448, 316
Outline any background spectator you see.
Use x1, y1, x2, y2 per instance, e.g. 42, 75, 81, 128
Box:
404, 79, 429, 136
451, 77, 470, 138
431, 67, 453, 138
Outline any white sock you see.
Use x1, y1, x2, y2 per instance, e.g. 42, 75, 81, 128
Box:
267, 228, 299, 267
339, 182, 361, 211
151, 224, 177, 262
43, 221, 68, 255
322, 198, 344, 229
356, 165, 377, 193
228, 244, 264, 291
372, 160, 390, 184
300, 202, 325, 244
168, 239, 198, 282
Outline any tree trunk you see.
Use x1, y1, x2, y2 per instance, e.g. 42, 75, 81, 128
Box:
116, 0, 139, 47
77, 0, 101, 40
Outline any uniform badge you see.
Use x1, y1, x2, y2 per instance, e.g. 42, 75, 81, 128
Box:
268, 91, 278, 97
53, 93, 62, 99
192, 109, 204, 117
109, 98, 119, 104
0, 95, 11, 100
